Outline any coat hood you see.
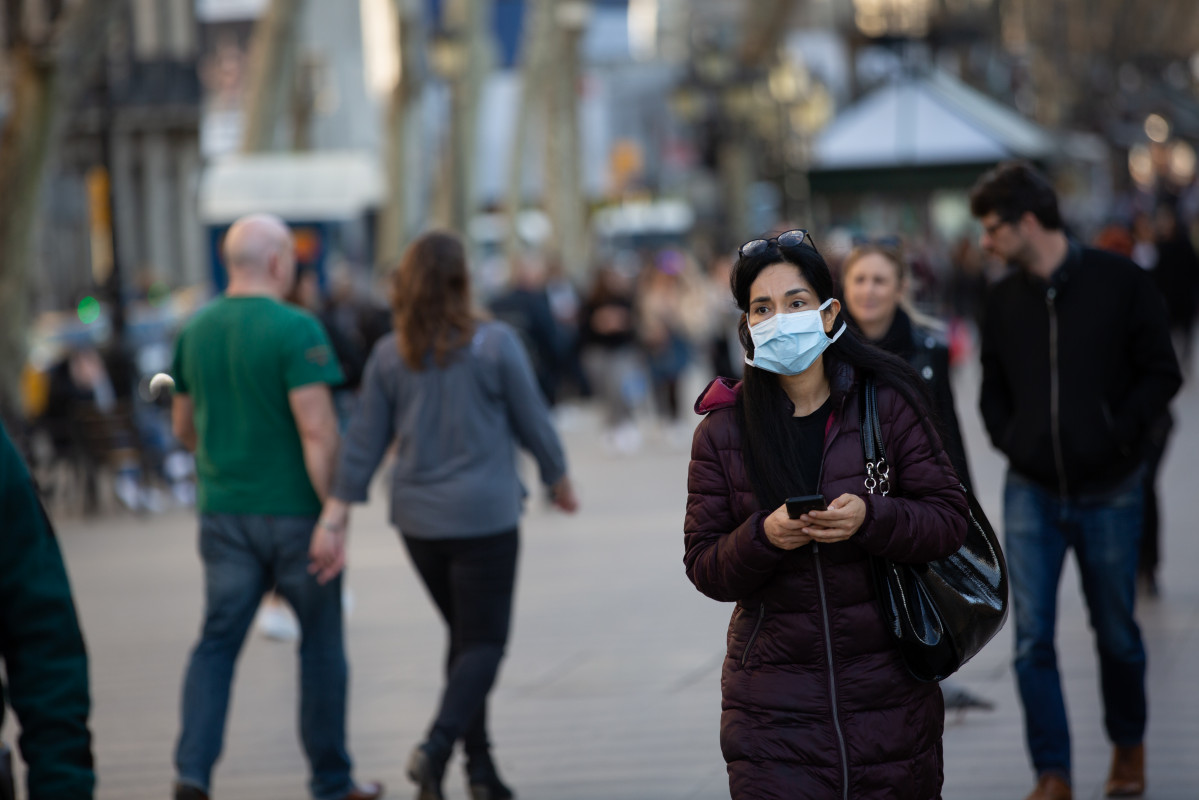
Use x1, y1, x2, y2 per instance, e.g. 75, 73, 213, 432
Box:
694, 376, 741, 414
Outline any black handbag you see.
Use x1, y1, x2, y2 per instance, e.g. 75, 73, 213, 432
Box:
859, 377, 1008, 682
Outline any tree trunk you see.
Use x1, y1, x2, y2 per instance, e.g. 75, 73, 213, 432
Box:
436, 0, 490, 235
0, 0, 126, 420
240, 0, 306, 153
376, 0, 427, 270
503, 0, 553, 263
551, 12, 587, 279
0, 46, 55, 419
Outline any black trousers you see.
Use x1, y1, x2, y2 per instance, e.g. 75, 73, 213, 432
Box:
402, 528, 519, 764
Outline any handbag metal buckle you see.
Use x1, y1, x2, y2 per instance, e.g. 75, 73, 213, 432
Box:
864, 459, 891, 496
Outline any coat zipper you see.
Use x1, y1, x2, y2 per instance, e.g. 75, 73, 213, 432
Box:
740, 603, 765, 667
1046, 289, 1068, 498
810, 402, 848, 797
813, 543, 850, 800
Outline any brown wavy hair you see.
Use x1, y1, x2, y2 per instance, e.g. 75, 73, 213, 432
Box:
391, 231, 477, 370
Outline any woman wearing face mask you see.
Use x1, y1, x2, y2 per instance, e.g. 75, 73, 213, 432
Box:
841, 242, 973, 491
684, 230, 969, 800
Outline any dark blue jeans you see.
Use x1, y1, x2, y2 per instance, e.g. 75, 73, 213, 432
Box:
174, 514, 353, 800
402, 529, 519, 769
1004, 471, 1147, 782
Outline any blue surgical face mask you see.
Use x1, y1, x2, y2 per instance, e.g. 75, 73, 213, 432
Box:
744, 298, 846, 376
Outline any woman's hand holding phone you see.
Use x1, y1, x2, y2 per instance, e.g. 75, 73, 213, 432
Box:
800, 493, 866, 543
764, 504, 814, 550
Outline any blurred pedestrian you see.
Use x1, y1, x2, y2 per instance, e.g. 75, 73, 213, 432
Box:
291, 262, 391, 428
544, 255, 591, 400
1094, 219, 1173, 597
169, 214, 381, 800
947, 234, 989, 329
1151, 202, 1199, 368
44, 344, 145, 512
1129, 211, 1157, 270
0, 419, 94, 800
488, 254, 561, 406
841, 242, 973, 489
971, 162, 1181, 800
313, 231, 578, 800
702, 254, 742, 381
840, 241, 992, 713
638, 250, 695, 434
684, 230, 968, 800
580, 263, 645, 453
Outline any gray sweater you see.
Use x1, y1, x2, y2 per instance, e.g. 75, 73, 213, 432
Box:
331, 322, 568, 538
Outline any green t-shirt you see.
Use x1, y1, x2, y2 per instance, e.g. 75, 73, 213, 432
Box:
171, 296, 344, 515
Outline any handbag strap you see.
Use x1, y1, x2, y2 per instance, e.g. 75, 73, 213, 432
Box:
859, 377, 891, 496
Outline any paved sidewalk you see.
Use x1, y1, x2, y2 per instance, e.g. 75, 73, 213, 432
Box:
7, 361, 1199, 799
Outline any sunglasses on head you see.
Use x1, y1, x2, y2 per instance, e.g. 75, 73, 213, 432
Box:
738, 229, 820, 259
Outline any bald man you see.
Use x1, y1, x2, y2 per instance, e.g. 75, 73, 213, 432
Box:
169, 215, 382, 800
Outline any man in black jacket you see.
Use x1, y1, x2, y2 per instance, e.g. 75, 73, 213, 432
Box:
0, 420, 95, 800
972, 162, 1181, 800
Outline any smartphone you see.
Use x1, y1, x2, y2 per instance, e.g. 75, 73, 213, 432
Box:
786, 494, 827, 519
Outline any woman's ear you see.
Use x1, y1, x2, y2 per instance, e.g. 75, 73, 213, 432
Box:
822, 298, 842, 334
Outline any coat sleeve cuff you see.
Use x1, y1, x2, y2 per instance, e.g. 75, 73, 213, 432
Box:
734, 511, 786, 567
854, 493, 888, 548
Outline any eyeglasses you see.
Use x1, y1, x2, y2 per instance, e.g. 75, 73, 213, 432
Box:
738, 229, 820, 260
981, 217, 1013, 237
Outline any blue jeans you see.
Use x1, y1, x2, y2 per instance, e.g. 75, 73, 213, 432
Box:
1004, 471, 1147, 782
174, 514, 353, 800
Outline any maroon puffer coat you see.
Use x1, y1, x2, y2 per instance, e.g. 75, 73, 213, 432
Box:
684, 365, 968, 800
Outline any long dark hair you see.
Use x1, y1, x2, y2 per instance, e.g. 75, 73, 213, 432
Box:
730, 239, 939, 511
391, 231, 477, 370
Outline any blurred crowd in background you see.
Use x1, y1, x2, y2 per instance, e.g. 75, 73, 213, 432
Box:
13, 181, 1198, 518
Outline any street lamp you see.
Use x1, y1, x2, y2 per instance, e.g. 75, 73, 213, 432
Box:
852, 0, 931, 39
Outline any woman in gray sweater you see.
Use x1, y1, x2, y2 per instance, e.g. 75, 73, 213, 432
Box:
312, 232, 578, 800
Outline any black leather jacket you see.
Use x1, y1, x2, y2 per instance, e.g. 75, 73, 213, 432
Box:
852, 308, 973, 492
979, 242, 1181, 496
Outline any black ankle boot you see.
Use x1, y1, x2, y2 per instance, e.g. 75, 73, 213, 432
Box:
407, 744, 448, 800
466, 753, 514, 800
467, 774, 514, 800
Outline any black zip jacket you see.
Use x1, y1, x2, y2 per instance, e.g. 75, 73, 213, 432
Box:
852, 307, 974, 492
979, 242, 1182, 496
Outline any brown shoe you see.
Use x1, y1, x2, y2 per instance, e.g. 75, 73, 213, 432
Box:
1105, 744, 1145, 796
1025, 772, 1072, 800
338, 782, 385, 800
